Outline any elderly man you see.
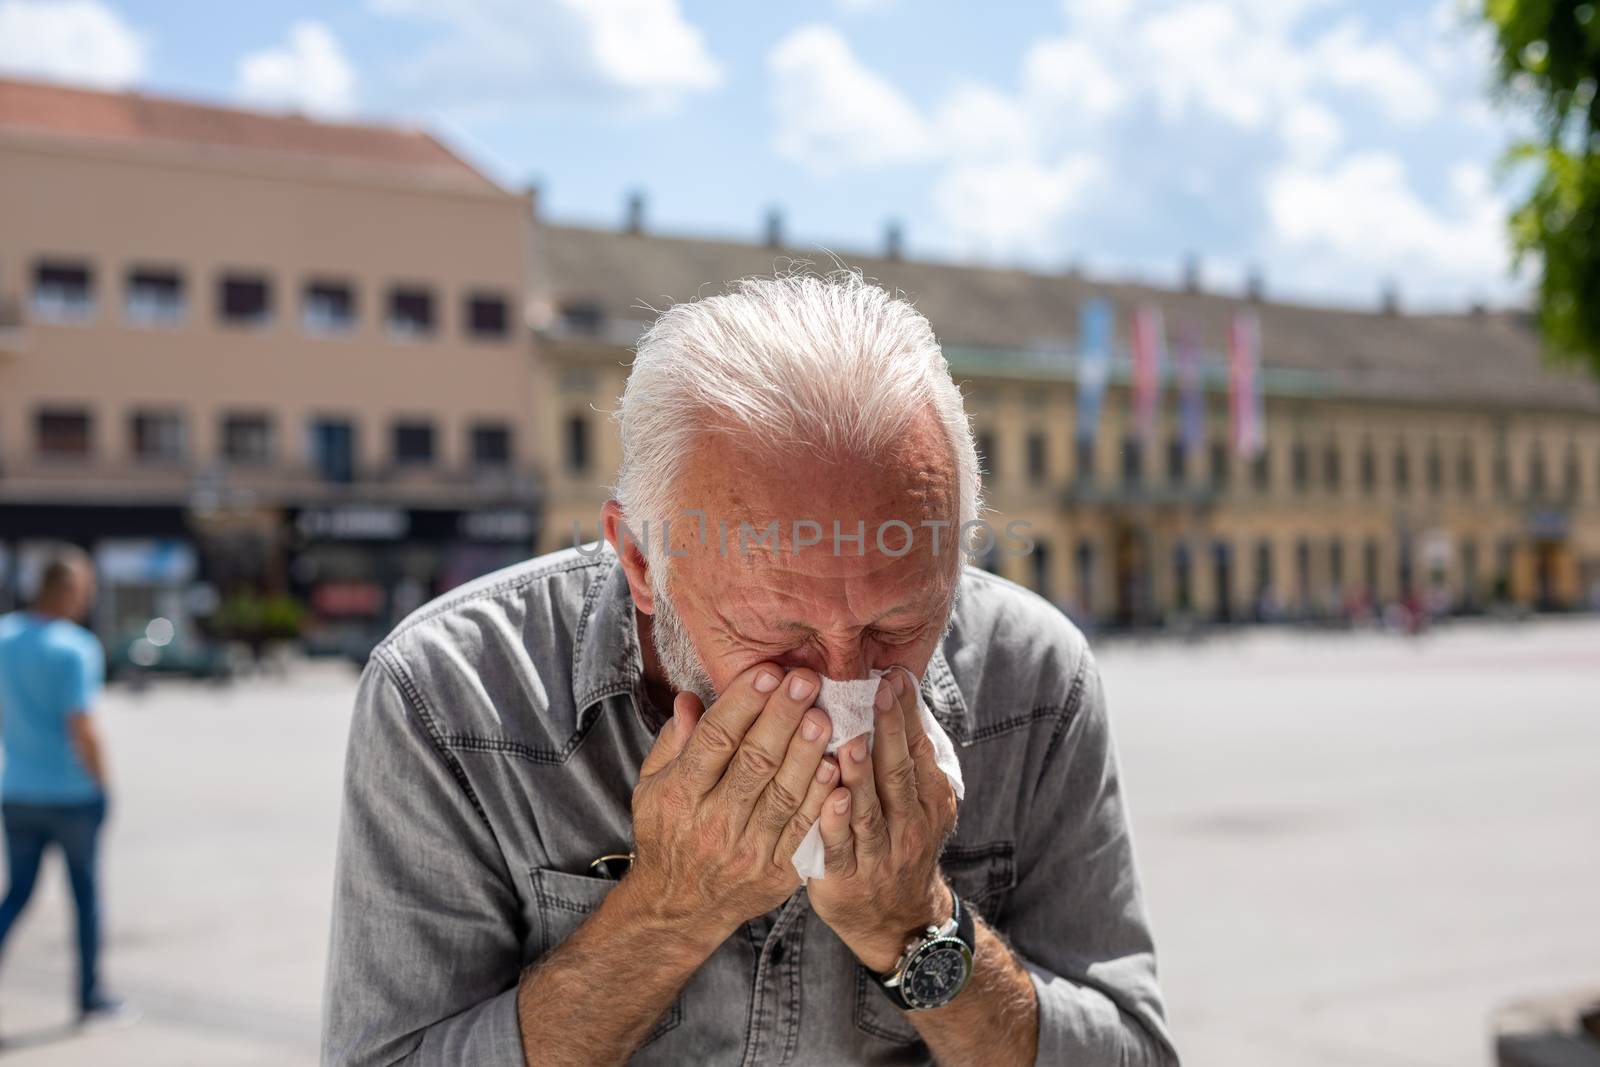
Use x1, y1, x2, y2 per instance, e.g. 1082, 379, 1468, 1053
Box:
322, 274, 1178, 1066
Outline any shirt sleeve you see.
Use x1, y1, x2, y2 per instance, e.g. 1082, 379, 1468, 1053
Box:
1005, 646, 1181, 1067
63, 632, 104, 716
320, 648, 528, 1067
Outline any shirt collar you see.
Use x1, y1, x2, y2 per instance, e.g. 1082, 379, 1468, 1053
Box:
571, 551, 971, 739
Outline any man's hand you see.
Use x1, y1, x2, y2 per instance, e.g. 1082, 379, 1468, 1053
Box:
623, 662, 840, 950
806, 668, 958, 972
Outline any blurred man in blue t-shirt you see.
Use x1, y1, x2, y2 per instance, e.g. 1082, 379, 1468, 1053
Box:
0, 546, 133, 1026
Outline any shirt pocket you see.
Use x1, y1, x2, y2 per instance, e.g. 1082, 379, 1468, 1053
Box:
852, 841, 1018, 1046
526, 867, 683, 1046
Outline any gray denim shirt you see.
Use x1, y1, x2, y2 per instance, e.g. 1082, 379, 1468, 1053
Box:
321, 546, 1179, 1066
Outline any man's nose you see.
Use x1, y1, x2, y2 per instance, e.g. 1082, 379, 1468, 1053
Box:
818, 642, 869, 680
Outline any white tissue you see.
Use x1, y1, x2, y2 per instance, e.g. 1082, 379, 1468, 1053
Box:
791, 668, 965, 881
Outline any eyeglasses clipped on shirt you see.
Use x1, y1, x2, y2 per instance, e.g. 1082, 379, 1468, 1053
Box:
588, 852, 635, 881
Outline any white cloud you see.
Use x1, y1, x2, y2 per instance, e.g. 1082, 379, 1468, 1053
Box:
0, 0, 144, 88
934, 83, 1036, 161
1021, 35, 1125, 122
763, 1, 1517, 303
236, 21, 357, 118
1312, 19, 1440, 123
1266, 152, 1508, 298
370, 0, 719, 116
1281, 99, 1343, 164
933, 155, 1101, 253
769, 25, 933, 172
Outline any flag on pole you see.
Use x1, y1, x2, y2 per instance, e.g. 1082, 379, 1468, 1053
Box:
1076, 299, 1112, 442
1228, 310, 1264, 457
1176, 319, 1204, 456
1130, 304, 1166, 444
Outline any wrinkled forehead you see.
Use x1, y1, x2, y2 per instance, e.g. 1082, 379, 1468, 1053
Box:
656, 413, 961, 608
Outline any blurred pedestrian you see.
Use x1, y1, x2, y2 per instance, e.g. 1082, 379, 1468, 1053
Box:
0, 546, 136, 1029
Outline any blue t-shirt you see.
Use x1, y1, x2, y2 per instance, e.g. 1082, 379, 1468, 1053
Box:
0, 611, 105, 803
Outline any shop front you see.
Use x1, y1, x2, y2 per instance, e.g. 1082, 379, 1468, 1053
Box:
284, 503, 539, 659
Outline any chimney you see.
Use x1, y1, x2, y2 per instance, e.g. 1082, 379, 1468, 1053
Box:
1380, 280, 1401, 315
624, 189, 646, 234
1182, 253, 1202, 294
764, 207, 785, 249
883, 219, 904, 261
1245, 266, 1265, 302
524, 182, 541, 222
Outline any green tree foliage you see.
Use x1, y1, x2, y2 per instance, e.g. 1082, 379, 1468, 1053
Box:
1486, 0, 1600, 375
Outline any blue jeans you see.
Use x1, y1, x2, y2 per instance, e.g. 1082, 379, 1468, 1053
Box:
0, 796, 107, 1011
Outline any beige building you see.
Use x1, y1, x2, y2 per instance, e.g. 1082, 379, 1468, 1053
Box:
0, 78, 538, 644
531, 213, 1600, 626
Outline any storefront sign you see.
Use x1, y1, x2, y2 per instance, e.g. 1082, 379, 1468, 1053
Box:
297, 506, 409, 541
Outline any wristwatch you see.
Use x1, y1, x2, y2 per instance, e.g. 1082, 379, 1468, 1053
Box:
876, 886, 975, 1011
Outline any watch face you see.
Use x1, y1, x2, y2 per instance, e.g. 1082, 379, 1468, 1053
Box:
903, 940, 973, 1009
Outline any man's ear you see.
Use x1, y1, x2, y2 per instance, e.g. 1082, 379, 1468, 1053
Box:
602, 499, 655, 615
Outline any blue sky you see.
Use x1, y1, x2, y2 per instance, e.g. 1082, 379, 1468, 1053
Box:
0, 0, 1527, 310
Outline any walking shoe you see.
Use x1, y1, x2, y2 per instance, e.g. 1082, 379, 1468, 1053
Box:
77, 994, 141, 1030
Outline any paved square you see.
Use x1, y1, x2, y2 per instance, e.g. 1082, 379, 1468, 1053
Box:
0, 619, 1594, 1065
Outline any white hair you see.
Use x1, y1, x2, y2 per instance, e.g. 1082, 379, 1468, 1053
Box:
612, 270, 981, 578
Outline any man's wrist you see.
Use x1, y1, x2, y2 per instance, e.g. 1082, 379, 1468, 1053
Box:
605, 871, 728, 966
849, 878, 954, 974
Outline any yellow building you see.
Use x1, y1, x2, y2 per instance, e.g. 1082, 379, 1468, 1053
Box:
530, 213, 1600, 626
0, 78, 537, 642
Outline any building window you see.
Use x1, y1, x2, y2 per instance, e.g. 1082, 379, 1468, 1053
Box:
1209, 439, 1229, 491
125, 267, 184, 325
1254, 540, 1274, 604
1291, 441, 1310, 493
1427, 442, 1443, 495
36, 408, 91, 458
309, 418, 356, 484
219, 273, 272, 326
1457, 442, 1476, 496
1074, 540, 1096, 615
304, 280, 356, 334
1323, 441, 1342, 494
1026, 431, 1047, 485
466, 292, 510, 340
130, 410, 185, 464
1494, 439, 1512, 498
566, 413, 591, 475
1211, 541, 1234, 622
1167, 436, 1186, 486
1251, 449, 1271, 493
1360, 439, 1377, 495
393, 421, 436, 465
1393, 444, 1411, 495
1295, 538, 1312, 608
1075, 437, 1096, 485
1030, 541, 1052, 600
1172, 543, 1193, 612
1564, 442, 1581, 500
1363, 539, 1380, 600
222, 413, 275, 464
387, 286, 435, 339
1328, 538, 1344, 593
470, 422, 512, 468
1122, 435, 1144, 487
32, 260, 94, 320
1529, 440, 1546, 499
1461, 539, 1478, 604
